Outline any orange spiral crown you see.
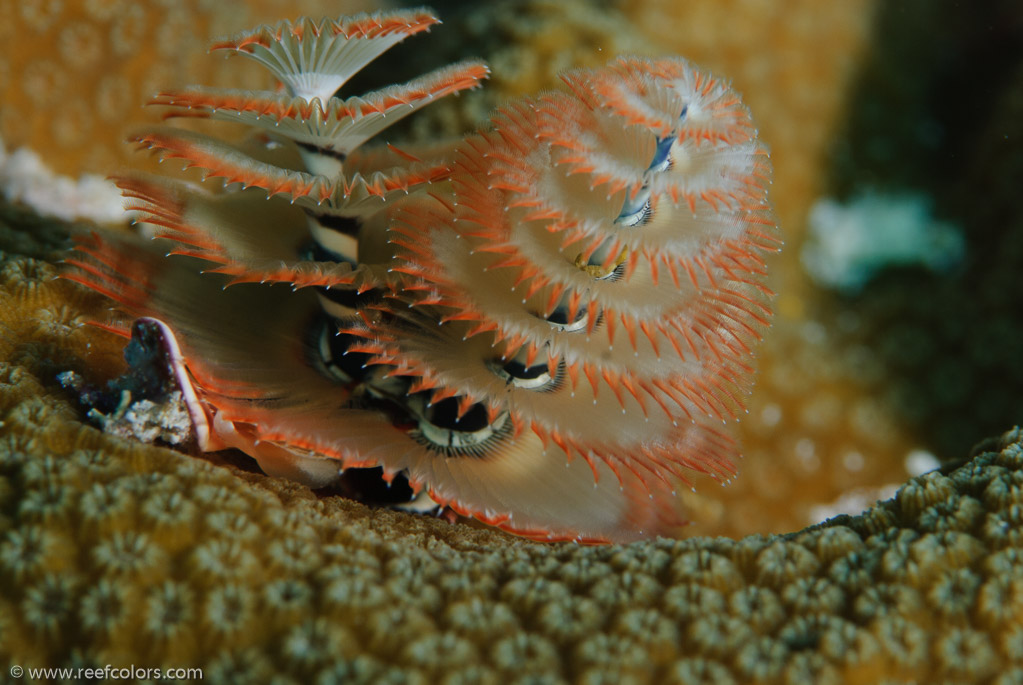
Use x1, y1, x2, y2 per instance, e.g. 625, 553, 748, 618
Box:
65, 8, 780, 543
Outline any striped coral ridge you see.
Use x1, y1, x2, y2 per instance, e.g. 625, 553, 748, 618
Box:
129, 129, 452, 206
148, 61, 489, 160
150, 62, 490, 121
208, 10, 439, 53
208, 10, 443, 103
113, 175, 380, 291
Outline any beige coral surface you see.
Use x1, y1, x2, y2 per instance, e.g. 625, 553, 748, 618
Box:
1, 220, 1023, 682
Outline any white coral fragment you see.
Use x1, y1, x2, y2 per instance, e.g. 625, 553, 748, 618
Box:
801, 191, 964, 292
92, 390, 193, 446
0, 135, 126, 224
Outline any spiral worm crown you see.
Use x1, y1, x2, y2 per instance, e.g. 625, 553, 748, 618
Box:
66, 8, 780, 543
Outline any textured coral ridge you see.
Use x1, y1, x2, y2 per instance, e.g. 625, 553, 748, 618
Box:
65, 8, 779, 543
2, 334, 1023, 682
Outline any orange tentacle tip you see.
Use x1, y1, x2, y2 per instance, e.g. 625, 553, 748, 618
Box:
62, 8, 779, 544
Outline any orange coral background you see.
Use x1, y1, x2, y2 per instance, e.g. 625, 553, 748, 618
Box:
0, 0, 377, 174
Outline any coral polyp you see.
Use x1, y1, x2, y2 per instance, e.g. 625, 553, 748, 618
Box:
65, 8, 778, 542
